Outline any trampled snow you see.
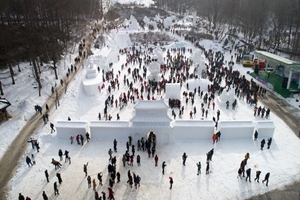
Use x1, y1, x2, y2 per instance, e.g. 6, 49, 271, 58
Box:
1, 14, 300, 200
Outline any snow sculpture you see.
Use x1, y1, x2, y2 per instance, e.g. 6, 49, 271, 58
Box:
82, 65, 101, 95
128, 15, 139, 30
164, 17, 172, 29
217, 89, 236, 105
147, 60, 160, 81
153, 44, 164, 64
192, 50, 206, 78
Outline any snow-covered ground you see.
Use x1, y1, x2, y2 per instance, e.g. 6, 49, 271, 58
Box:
1, 14, 300, 200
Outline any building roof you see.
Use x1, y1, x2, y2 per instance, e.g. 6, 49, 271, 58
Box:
255, 51, 300, 68
0, 98, 11, 110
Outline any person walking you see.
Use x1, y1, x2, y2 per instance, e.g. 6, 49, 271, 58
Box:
86, 132, 90, 142
267, 138, 272, 149
54, 181, 59, 195
64, 150, 70, 163
56, 172, 62, 184
116, 172, 121, 183
254, 130, 258, 141
97, 172, 103, 186
182, 152, 188, 166
45, 169, 49, 183
108, 187, 115, 200
113, 139, 117, 152
108, 148, 113, 160
26, 156, 33, 167
261, 139, 266, 150
154, 155, 158, 166
162, 161, 167, 175
262, 172, 270, 186
31, 154, 35, 165
58, 149, 63, 161
169, 177, 173, 189
87, 175, 92, 188
84, 162, 89, 176
50, 123, 55, 133
245, 168, 251, 182
42, 191, 48, 200
70, 136, 74, 144
206, 161, 210, 175
237, 167, 242, 178
137, 155, 141, 166
93, 179, 97, 191
197, 162, 201, 175
19, 193, 25, 200
254, 170, 261, 182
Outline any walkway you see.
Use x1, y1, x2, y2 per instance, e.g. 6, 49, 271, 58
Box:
0, 19, 103, 199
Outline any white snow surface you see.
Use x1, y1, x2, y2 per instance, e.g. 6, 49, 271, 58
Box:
111, 0, 154, 7
1, 14, 300, 200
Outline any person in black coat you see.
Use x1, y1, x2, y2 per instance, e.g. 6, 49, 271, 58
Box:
116, 172, 121, 183
56, 172, 62, 184
206, 161, 210, 174
19, 193, 25, 200
42, 191, 48, 200
54, 182, 59, 195
267, 138, 272, 149
254, 170, 261, 182
45, 170, 49, 183
261, 139, 265, 150
162, 161, 167, 175
254, 130, 258, 141
245, 168, 251, 182
58, 149, 63, 161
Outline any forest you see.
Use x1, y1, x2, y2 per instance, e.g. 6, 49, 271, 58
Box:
1, 0, 300, 93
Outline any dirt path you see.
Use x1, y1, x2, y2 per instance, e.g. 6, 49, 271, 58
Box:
0, 20, 102, 200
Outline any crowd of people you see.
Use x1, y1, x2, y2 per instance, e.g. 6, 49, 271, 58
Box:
20, 15, 276, 200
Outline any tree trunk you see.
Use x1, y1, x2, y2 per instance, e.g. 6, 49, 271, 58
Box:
53, 59, 58, 80
0, 81, 4, 95
32, 57, 42, 96
8, 61, 15, 85
17, 61, 21, 72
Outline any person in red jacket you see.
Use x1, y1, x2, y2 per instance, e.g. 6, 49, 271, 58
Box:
212, 134, 217, 144
108, 187, 115, 200
154, 155, 158, 166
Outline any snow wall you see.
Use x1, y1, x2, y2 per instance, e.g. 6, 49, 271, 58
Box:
56, 120, 274, 143
218, 120, 254, 139
172, 120, 214, 140
254, 121, 275, 138
56, 121, 88, 139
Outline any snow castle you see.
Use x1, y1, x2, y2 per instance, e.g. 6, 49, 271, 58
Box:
56, 100, 275, 144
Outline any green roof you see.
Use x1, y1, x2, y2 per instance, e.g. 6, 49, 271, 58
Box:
255, 51, 300, 68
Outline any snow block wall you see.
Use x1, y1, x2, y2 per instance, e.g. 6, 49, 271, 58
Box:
172, 120, 215, 140
218, 120, 255, 139
254, 121, 275, 138
90, 121, 130, 140
56, 121, 88, 139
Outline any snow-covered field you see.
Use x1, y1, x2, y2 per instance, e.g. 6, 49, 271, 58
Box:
1, 13, 300, 200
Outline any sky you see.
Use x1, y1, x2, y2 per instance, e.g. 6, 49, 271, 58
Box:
1, 11, 300, 200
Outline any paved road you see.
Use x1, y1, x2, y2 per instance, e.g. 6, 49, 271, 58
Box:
248, 91, 300, 200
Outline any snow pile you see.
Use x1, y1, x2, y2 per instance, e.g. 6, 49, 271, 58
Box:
199, 39, 223, 53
